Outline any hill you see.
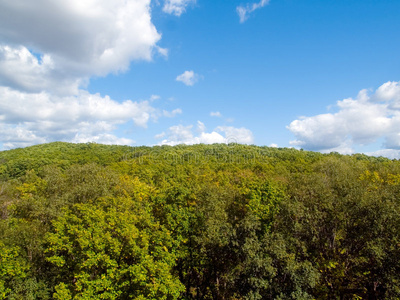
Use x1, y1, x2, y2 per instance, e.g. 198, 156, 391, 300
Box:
1, 142, 400, 299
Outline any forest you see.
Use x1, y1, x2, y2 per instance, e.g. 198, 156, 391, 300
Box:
1, 142, 400, 299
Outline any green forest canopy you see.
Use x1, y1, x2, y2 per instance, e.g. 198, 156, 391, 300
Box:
1, 142, 400, 299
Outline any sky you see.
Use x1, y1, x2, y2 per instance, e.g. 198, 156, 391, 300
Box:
1, 0, 400, 158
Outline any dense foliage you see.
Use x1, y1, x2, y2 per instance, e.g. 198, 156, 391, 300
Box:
1, 142, 400, 299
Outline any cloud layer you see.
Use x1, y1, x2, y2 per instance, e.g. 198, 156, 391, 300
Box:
288, 81, 400, 157
156, 121, 254, 145
0, 87, 183, 149
0, 0, 186, 149
0, 87, 185, 149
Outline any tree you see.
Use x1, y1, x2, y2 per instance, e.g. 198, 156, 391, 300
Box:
275, 158, 400, 299
0, 242, 28, 298
46, 196, 184, 300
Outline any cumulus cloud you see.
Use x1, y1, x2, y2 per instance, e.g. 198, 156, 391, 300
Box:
0, 87, 181, 149
0, 0, 162, 94
176, 70, 200, 86
163, 0, 196, 16
287, 81, 400, 157
374, 81, 400, 105
0, 45, 83, 95
216, 126, 254, 144
72, 133, 135, 146
156, 121, 254, 145
237, 0, 270, 23
0, 0, 190, 150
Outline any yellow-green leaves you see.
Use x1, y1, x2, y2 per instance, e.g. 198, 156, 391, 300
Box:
0, 242, 28, 298
46, 196, 183, 300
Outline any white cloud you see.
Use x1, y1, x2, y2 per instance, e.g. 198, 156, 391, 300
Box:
0, 87, 181, 150
210, 111, 222, 117
72, 133, 135, 146
163, 0, 196, 16
155, 46, 169, 58
0, 87, 157, 127
197, 120, 206, 132
0, 0, 162, 95
0, 45, 84, 95
159, 124, 195, 145
0, 0, 190, 149
0, 125, 47, 150
154, 132, 166, 139
176, 70, 200, 86
163, 108, 183, 118
156, 122, 254, 145
216, 126, 254, 144
287, 81, 400, 157
150, 95, 161, 101
365, 149, 400, 160
374, 81, 400, 106
237, 0, 270, 23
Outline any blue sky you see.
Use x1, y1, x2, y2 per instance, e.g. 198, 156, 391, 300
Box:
1, 0, 400, 157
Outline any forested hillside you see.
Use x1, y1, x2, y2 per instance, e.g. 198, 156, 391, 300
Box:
1, 142, 400, 299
